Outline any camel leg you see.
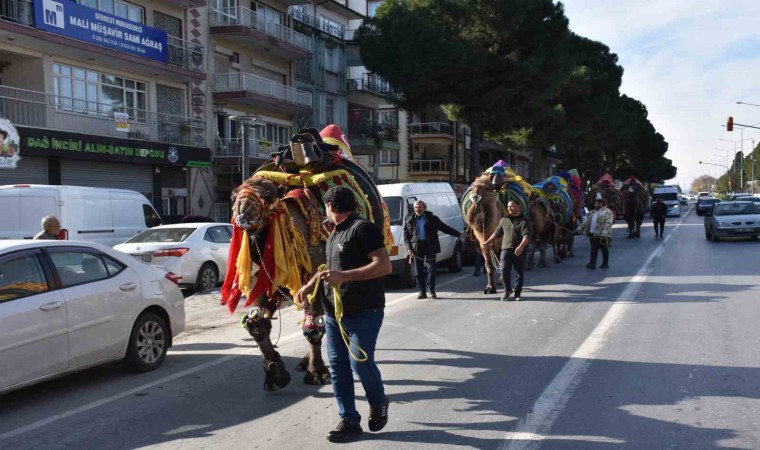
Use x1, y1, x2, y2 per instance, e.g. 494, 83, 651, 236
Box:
481, 245, 497, 294
538, 240, 548, 268
301, 310, 331, 385
526, 241, 535, 271
242, 304, 291, 392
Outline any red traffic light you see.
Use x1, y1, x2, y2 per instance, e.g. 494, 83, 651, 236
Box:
727, 116, 734, 131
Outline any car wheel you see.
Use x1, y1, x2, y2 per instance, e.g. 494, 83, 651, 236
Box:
196, 263, 218, 291
448, 244, 463, 273
712, 233, 720, 242
400, 259, 416, 288
124, 313, 169, 373
705, 230, 711, 240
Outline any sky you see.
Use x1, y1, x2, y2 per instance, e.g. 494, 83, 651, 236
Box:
562, 0, 760, 191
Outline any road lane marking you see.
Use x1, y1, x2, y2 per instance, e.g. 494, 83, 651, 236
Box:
500, 228, 671, 450
1, 273, 472, 441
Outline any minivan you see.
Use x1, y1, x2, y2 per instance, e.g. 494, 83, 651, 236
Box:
651, 185, 681, 217
0, 185, 162, 246
378, 183, 465, 287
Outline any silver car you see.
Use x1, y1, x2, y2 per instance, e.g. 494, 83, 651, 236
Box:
704, 201, 760, 241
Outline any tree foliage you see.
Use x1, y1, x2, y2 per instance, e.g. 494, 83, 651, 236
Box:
357, 0, 677, 184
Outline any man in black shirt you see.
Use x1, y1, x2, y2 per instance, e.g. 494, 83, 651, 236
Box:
484, 200, 532, 301
296, 186, 392, 443
651, 197, 667, 238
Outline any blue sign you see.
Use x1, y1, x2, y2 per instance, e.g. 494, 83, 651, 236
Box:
33, 0, 167, 63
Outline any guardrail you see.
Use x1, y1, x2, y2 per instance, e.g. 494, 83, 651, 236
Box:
166, 36, 205, 73
0, 85, 206, 147
410, 159, 448, 172
210, 6, 312, 53
216, 137, 284, 159
212, 72, 312, 108
288, 7, 344, 40
408, 122, 453, 136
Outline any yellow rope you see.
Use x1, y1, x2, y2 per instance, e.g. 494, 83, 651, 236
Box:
307, 264, 368, 362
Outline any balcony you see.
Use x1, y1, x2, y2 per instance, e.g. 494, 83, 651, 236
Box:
289, 7, 344, 40
210, 7, 312, 60
216, 138, 285, 160
159, 0, 207, 7
347, 75, 399, 104
0, 0, 205, 81
408, 122, 455, 143
212, 72, 312, 115
0, 86, 206, 147
409, 159, 449, 175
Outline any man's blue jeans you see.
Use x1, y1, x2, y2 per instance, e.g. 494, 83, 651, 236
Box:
325, 309, 386, 423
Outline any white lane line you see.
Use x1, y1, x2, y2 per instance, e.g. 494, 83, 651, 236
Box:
500, 225, 672, 450
0, 273, 472, 441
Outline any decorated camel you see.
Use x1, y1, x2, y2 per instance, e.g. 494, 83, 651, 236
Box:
620, 176, 649, 238
557, 169, 585, 258
586, 173, 625, 220
530, 175, 577, 266
220, 125, 392, 391
461, 161, 532, 294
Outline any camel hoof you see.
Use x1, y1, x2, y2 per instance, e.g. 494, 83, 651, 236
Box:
538, 262, 547, 268
263, 357, 291, 392
483, 287, 496, 294
295, 361, 307, 372
304, 371, 331, 385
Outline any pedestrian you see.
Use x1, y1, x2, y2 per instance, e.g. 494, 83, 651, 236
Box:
403, 200, 465, 299
651, 197, 667, 238
34, 215, 61, 240
483, 200, 532, 301
580, 195, 614, 269
296, 186, 392, 443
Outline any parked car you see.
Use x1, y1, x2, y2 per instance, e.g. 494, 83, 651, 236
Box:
114, 223, 233, 291
651, 185, 681, 217
696, 197, 721, 216
0, 240, 185, 395
704, 201, 760, 241
377, 183, 465, 287
678, 195, 688, 205
0, 184, 162, 246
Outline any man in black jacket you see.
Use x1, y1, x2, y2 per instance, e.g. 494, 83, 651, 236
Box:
404, 200, 464, 299
651, 197, 667, 238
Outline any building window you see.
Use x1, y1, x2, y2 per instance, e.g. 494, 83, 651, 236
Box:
378, 109, 397, 128
368, 0, 383, 17
379, 149, 398, 165
54, 63, 147, 122
78, 0, 144, 23
323, 47, 338, 73
325, 98, 334, 124
252, 1, 284, 25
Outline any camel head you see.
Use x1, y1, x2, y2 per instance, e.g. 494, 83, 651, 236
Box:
231, 176, 287, 232
471, 174, 496, 203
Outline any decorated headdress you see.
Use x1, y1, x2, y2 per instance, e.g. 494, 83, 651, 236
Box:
320, 124, 353, 160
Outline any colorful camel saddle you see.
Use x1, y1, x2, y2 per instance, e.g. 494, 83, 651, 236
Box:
461, 164, 532, 219
587, 173, 625, 220
557, 169, 585, 221
532, 176, 574, 226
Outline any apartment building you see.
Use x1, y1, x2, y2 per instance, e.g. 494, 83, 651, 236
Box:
0, 0, 213, 217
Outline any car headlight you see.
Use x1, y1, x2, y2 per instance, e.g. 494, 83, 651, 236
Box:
716, 222, 729, 227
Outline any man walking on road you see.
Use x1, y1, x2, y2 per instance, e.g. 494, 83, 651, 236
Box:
651, 197, 667, 238
296, 186, 392, 443
484, 200, 532, 301
404, 200, 465, 299
580, 195, 614, 269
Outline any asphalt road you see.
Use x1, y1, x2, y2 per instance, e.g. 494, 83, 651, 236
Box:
2, 202, 760, 450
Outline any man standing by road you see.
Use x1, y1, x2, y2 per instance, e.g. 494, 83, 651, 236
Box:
483, 200, 532, 301
404, 200, 465, 299
296, 186, 392, 443
34, 215, 61, 240
651, 197, 667, 238
580, 195, 614, 269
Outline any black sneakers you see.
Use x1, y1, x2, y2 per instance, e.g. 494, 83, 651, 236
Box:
600, 263, 609, 269
417, 292, 427, 299
369, 396, 390, 432
586, 263, 596, 269
327, 418, 363, 442
430, 292, 437, 299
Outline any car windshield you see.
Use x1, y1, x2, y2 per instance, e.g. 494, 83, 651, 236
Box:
714, 203, 760, 216
656, 192, 678, 201
125, 228, 196, 243
384, 196, 403, 225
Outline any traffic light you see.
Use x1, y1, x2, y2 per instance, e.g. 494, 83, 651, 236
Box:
727, 116, 734, 132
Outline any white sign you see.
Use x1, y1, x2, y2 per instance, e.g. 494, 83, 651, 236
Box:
114, 112, 130, 132
0, 118, 21, 169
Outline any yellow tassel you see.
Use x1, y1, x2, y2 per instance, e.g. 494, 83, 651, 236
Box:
237, 230, 252, 299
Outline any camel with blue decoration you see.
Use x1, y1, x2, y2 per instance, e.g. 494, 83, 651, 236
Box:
220, 125, 393, 392
529, 176, 573, 268
461, 160, 532, 295
554, 169, 585, 259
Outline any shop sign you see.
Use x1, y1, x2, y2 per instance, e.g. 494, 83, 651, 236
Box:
17, 127, 210, 167
0, 118, 21, 169
34, 0, 167, 63
114, 112, 130, 132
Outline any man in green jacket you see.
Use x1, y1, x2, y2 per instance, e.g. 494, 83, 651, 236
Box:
484, 200, 532, 301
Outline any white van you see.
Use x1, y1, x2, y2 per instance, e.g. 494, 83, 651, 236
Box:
378, 183, 465, 287
651, 185, 681, 217
0, 184, 162, 246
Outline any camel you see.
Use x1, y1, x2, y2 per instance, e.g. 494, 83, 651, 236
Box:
464, 174, 503, 294
621, 178, 649, 238
527, 195, 559, 269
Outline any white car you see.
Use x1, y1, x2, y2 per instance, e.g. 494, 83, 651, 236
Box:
0, 240, 185, 395
114, 223, 233, 291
